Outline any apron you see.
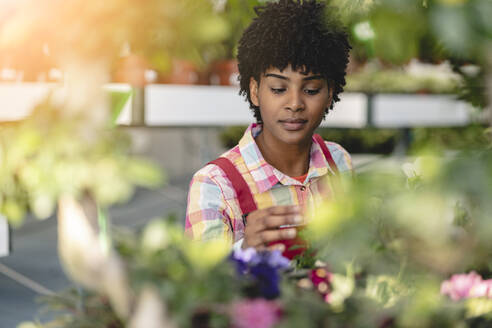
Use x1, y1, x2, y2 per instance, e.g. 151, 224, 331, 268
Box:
208, 134, 341, 260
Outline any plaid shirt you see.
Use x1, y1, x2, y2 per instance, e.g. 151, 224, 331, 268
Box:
185, 123, 353, 243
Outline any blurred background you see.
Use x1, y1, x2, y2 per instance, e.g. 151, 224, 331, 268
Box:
1, 0, 490, 179
0, 0, 491, 327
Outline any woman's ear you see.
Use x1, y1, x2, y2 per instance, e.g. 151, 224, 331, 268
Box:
249, 77, 259, 107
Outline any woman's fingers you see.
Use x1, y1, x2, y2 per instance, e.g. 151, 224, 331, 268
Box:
247, 227, 297, 247
248, 206, 302, 231
259, 213, 303, 230
243, 205, 302, 249
248, 205, 299, 221
267, 243, 286, 252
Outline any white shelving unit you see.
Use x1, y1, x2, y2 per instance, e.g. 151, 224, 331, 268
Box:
0, 83, 474, 127
145, 85, 368, 127
372, 94, 471, 127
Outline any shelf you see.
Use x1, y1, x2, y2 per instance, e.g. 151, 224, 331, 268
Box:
0, 83, 473, 127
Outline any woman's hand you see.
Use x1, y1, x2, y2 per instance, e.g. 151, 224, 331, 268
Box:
242, 205, 303, 251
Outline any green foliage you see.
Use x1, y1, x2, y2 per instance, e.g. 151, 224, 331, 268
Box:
276, 285, 331, 328
345, 0, 492, 108
350, 0, 492, 65
0, 98, 163, 226
317, 127, 400, 154
32, 141, 492, 327
369, 3, 429, 65
409, 124, 491, 154
205, 0, 263, 61
152, 1, 231, 68
428, 0, 492, 60
455, 65, 487, 109
114, 221, 234, 327
108, 90, 132, 127
303, 148, 492, 325
365, 275, 410, 308
36, 289, 123, 328
218, 125, 248, 149
345, 67, 461, 94
36, 219, 236, 327
8, 1, 492, 327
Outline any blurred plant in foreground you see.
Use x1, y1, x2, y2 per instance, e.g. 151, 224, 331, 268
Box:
0, 99, 163, 226
0, 95, 164, 322
4, 0, 492, 327
22, 138, 492, 327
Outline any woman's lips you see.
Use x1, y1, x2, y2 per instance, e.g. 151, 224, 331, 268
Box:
279, 119, 307, 131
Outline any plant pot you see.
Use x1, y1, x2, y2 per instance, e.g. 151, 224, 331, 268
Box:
113, 54, 149, 87
209, 59, 239, 86
161, 59, 200, 85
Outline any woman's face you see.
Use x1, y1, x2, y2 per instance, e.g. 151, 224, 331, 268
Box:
250, 65, 332, 146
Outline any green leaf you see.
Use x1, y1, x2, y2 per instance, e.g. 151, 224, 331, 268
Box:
108, 90, 132, 127
125, 159, 164, 188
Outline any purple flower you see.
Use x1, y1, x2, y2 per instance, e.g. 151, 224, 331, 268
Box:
251, 262, 281, 299
265, 250, 290, 270
230, 299, 282, 328
229, 248, 290, 299
441, 271, 483, 301
233, 248, 261, 264
231, 247, 260, 274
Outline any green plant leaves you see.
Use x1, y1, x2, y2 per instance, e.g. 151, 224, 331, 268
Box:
0, 97, 164, 225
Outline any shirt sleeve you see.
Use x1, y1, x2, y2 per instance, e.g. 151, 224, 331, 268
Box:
185, 167, 234, 243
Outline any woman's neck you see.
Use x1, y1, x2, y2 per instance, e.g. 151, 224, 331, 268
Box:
255, 130, 312, 177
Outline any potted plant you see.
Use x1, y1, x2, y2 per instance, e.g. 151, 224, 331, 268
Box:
151, 1, 230, 85
206, 0, 261, 86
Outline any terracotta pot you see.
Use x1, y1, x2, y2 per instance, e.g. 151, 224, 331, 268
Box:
162, 59, 199, 85
113, 54, 149, 87
209, 59, 239, 86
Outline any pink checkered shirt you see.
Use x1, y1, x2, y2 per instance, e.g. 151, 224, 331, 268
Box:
185, 124, 353, 243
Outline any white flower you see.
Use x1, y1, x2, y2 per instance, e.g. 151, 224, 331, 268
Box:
141, 219, 170, 253
129, 286, 176, 328
353, 21, 375, 41
402, 162, 419, 179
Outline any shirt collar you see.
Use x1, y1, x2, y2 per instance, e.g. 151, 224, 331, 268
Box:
238, 123, 333, 193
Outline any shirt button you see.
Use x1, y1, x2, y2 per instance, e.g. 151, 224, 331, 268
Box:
300, 186, 306, 191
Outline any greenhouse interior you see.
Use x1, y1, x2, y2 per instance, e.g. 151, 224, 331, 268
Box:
1, 0, 492, 327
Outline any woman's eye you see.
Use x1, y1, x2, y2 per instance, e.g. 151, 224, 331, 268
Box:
270, 88, 286, 94
305, 89, 320, 95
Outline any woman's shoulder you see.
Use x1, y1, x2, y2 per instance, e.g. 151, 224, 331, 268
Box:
189, 145, 244, 203
323, 141, 353, 172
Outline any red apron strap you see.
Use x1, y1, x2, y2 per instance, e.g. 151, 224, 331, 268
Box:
313, 134, 339, 176
313, 134, 343, 194
208, 157, 258, 217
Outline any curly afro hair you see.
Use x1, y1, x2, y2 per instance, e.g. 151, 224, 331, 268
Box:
237, 0, 351, 123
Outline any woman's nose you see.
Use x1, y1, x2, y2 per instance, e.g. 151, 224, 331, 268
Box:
286, 90, 305, 112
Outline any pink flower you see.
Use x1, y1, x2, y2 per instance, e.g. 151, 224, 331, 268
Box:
309, 268, 332, 303
230, 299, 282, 328
441, 271, 483, 301
470, 279, 492, 298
